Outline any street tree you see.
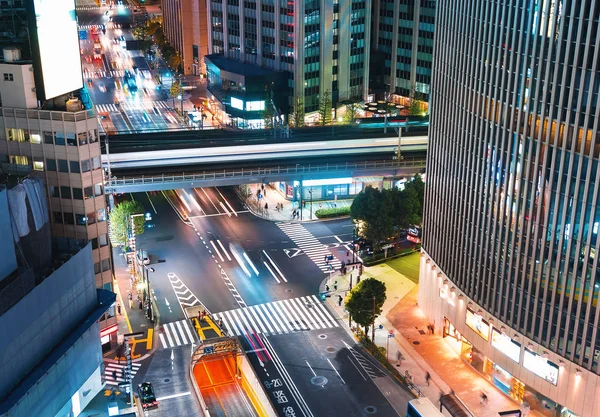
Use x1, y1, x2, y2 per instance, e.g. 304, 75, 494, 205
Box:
261, 91, 275, 129
408, 84, 425, 116
170, 79, 182, 107
289, 95, 305, 127
167, 52, 182, 73
341, 85, 363, 124
350, 186, 394, 251
109, 200, 146, 246
344, 278, 387, 340
318, 89, 332, 126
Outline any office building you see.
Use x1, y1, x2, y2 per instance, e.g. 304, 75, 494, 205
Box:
0, 0, 117, 349
161, 0, 210, 75
0, 181, 114, 417
370, 0, 435, 106
419, 1, 599, 415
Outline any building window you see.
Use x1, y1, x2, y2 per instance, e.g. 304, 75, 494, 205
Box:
101, 258, 111, 272
97, 208, 106, 222
3, 73, 13, 81
94, 262, 101, 274
81, 159, 90, 173
76, 213, 87, 226
6, 128, 25, 142
86, 211, 97, 225
94, 183, 103, 196
33, 158, 44, 171
30, 132, 41, 144
63, 212, 74, 225
46, 158, 56, 171
55, 133, 65, 146
49, 186, 60, 198
60, 186, 71, 199
9, 155, 28, 166
99, 233, 108, 247
69, 160, 80, 173
58, 159, 69, 172
91, 237, 98, 249
78, 132, 88, 145
92, 156, 101, 170
72, 188, 83, 200
66, 133, 77, 146
84, 186, 94, 199
53, 212, 63, 223
43, 132, 54, 144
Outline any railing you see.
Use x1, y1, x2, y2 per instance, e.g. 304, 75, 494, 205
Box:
0, 107, 96, 122
105, 159, 426, 190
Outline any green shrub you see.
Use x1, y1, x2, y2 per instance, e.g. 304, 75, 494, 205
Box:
314, 206, 351, 218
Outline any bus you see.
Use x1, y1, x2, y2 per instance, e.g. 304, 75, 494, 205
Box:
407, 398, 445, 417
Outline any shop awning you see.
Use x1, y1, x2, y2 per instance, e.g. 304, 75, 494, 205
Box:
353, 176, 383, 183
440, 394, 473, 417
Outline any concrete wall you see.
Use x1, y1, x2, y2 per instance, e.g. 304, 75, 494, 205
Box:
0, 63, 37, 109
238, 353, 277, 417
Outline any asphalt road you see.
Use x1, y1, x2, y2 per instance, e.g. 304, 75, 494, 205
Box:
126, 186, 411, 417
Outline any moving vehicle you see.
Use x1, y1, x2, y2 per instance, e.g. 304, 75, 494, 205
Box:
355, 115, 429, 129
137, 250, 150, 265
137, 382, 158, 410
406, 398, 444, 417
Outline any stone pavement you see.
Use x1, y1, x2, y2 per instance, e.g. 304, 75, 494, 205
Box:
241, 183, 352, 222
323, 262, 527, 417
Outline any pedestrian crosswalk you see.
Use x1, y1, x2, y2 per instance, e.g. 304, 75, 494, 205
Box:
104, 361, 142, 386
95, 100, 172, 113
78, 23, 120, 30
213, 295, 339, 337
158, 319, 200, 349
277, 223, 342, 273
84, 69, 126, 79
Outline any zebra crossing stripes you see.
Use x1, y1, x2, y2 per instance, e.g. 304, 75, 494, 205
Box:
104, 361, 142, 386
343, 340, 379, 379
277, 223, 342, 273
84, 69, 126, 79
158, 319, 199, 349
167, 273, 201, 309
214, 295, 339, 337
95, 101, 172, 114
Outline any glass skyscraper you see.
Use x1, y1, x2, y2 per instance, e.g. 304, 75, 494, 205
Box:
419, 1, 599, 415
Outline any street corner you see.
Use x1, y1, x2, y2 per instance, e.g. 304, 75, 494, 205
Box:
112, 328, 155, 361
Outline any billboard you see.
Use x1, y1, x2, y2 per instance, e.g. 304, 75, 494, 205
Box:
465, 308, 490, 341
491, 328, 521, 363
523, 348, 559, 385
32, 0, 83, 100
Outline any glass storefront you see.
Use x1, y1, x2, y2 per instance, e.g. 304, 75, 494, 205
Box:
445, 318, 579, 417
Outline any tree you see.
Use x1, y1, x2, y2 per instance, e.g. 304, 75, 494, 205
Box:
289, 95, 305, 127
167, 52, 182, 73
170, 79, 182, 107
261, 91, 275, 129
341, 85, 363, 124
318, 89, 332, 126
408, 84, 425, 116
350, 186, 394, 251
109, 200, 145, 246
344, 278, 387, 340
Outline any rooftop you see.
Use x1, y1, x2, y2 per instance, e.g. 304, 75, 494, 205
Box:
205, 54, 280, 77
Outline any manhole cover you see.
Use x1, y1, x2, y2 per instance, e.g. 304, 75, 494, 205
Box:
164, 378, 170, 383
413, 341, 420, 345
285, 289, 294, 293
326, 347, 336, 353
318, 334, 328, 340
140, 323, 146, 328
311, 376, 328, 386
305, 303, 314, 308
364, 406, 377, 414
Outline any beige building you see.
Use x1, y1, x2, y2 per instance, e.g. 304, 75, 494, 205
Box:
0, 60, 116, 343
161, 0, 209, 75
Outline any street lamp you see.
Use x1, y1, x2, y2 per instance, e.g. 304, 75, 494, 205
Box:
308, 188, 313, 220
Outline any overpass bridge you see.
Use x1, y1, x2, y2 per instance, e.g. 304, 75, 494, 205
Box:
104, 158, 426, 193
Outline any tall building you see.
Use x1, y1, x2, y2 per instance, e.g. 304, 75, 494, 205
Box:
419, 1, 599, 416
0, 0, 118, 349
370, 0, 435, 104
161, 0, 210, 75
0, 181, 114, 417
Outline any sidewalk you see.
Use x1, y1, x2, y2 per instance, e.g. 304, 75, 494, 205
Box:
241, 183, 352, 222
323, 262, 524, 416
108, 246, 155, 361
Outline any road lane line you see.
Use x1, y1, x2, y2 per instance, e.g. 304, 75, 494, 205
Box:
216, 188, 238, 216
156, 391, 191, 401
217, 240, 232, 260
334, 235, 344, 243
306, 361, 317, 377
263, 250, 287, 282
210, 240, 224, 261
327, 358, 346, 384
145, 192, 158, 214
201, 187, 220, 212
263, 261, 281, 283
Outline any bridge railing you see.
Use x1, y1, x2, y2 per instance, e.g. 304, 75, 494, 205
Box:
106, 159, 426, 190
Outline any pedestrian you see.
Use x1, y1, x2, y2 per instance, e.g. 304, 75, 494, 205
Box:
337, 295, 343, 306
112, 370, 117, 381
425, 371, 430, 386
200, 310, 206, 321
128, 293, 133, 309
396, 350, 402, 363
117, 304, 121, 315
334, 281, 338, 291
138, 297, 143, 310
480, 392, 488, 405
264, 188, 267, 196
218, 318, 223, 328
325, 284, 330, 292
264, 202, 268, 210
198, 310, 202, 323
261, 184, 265, 192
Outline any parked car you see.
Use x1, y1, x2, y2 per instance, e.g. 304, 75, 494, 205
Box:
138, 382, 158, 409
137, 250, 150, 265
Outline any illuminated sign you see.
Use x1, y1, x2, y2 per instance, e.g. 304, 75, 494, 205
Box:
246, 100, 265, 111
491, 328, 521, 363
100, 323, 118, 338
523, 348, 559, 385
33, 0, 83, 99
231, 97, 244, 110
302, 178, 353, 187
465, 308, 490, 341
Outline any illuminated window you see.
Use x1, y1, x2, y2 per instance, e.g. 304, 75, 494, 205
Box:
9, 155, 28, 165
246, 100, 265, 111
7, 128, 25, 142
33, 159, 44, 171
30, 133, 41, 144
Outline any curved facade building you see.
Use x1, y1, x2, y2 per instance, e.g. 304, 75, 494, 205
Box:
419, 1, 600, 416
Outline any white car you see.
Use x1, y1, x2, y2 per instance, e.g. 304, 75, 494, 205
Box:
137, 250, 150, 265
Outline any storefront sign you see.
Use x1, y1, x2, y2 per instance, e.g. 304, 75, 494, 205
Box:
491, 328, 521, 363
100, 323, 118, 338
466, 308, 490, 341
523, 348, 559, 385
